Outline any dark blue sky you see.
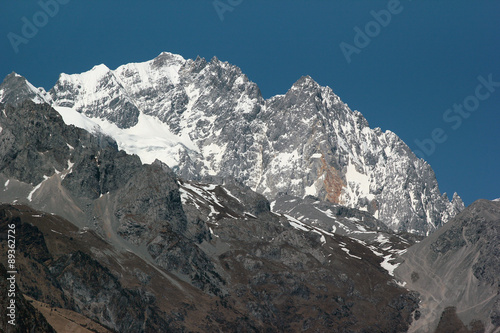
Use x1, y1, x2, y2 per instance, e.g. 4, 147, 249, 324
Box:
1, 0, 499, 205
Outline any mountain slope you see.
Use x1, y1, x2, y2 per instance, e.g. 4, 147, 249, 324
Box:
0, 100, 421, 332
0, 53, 464, 235
395, 199, 500, 333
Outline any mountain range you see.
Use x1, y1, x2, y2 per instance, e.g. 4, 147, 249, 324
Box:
0, 52, 497, 332
0, 52, 464, 235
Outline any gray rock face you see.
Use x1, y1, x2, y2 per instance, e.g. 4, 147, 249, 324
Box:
0, 72, 50, 106
0, 101, 78, 186
49, 250, 171, 332
0, 100, 141, 201
0, 206, 175, 332
0, 54, 464, 235
273, 193, 392, 235
112, 162, 225, 295
395, 199, 500, 333
63, 147, 142, 201
272, 192, 423, 246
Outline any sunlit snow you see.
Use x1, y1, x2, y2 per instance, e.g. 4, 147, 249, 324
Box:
55, 106, 199, 167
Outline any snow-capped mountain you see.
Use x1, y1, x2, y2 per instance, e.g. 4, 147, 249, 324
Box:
0, 69, 496, 332
0, 52, 464, 234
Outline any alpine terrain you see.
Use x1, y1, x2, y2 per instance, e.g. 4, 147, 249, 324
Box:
0, 52, 497, 333
0, 52, 464, 235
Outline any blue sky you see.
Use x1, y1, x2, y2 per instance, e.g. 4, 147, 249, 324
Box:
1, 0, 499, 205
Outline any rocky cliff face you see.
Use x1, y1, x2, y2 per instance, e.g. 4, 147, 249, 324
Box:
0, 53, 464, 235
0, 72, 50, 107
0, 263, 55, 333
0, 204, 179, 332
0, 101, 422, 332
395, 199, 500, 333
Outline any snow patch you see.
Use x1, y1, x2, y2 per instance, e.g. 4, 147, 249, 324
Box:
285, 214, 309, 232
304, 182, 317, 197
223, 188, 242, 203
344, 161, 374, 201
55, 106, 199, 167
395, 280, 407, 288
340, 247, 362, 260
376, 234, 389, 244
27, 175, 49, 201
244, 212, 257, 219
380, 254, 400, 276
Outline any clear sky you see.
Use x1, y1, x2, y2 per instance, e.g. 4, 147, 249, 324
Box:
1, 0, 499, 206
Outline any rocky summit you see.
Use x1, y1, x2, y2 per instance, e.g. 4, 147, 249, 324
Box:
0, 52, 496, 333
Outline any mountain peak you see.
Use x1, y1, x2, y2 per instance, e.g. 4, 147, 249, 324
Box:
151, 51, 186, 70
57, 63, 111, 88
4, 71, 25, 80
92, 63, 110, 72
1, 72, 27, 86
451, 192, 464, 210
0, 72, 49, 106
291, 75, 320, 90
156, 51, 185, 60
